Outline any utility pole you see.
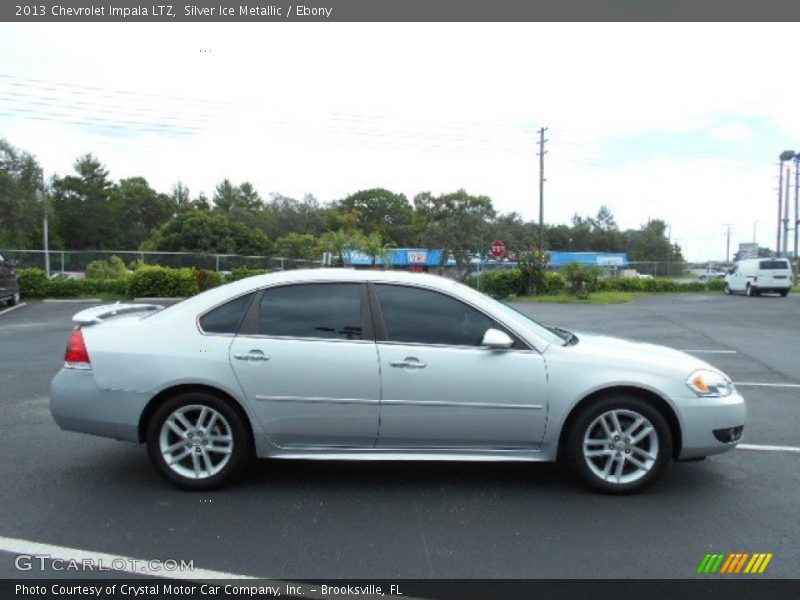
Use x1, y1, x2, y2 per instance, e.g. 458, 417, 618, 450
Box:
537, 127, 548, 250
777, 162, 784, 256
795, 158, 800, 284
783, 164, 791, 257
724, 224, 732, 262
37, 182, 50, 277
794, 158, 799, 264
753, 220, 758, 244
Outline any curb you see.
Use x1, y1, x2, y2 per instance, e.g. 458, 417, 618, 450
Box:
43, 298, 103, 303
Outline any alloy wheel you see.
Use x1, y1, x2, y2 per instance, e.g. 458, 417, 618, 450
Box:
582, 409, 659, 485
159, 404, 234, 479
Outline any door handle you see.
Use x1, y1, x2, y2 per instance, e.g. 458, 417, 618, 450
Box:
234, 350, 271, 362
389, 357, 426, 369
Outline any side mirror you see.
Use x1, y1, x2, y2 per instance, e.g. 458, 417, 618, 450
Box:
480, 328, 514, 350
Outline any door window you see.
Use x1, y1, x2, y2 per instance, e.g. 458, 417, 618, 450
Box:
258, 283, 364, 340
374, 284, 513, 347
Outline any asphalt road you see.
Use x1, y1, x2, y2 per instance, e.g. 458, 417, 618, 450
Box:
0, 294, 798, 580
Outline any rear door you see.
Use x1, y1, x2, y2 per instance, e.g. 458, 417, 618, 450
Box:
758, 259, 791, 288
229, 282, 381, 448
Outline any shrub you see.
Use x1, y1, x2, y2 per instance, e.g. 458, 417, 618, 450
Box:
86, 255, 128, 280
194, 269, 224, 292
543, 271, 566, 295
476, 269, 525, 299
562, 263, 601, 298
705, 279, 725, 291
225, 268, 270, 282
17, 268, 48, 298
127, 265, 199, 298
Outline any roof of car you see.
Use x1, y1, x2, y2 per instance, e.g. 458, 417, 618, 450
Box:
155, 268, 467, 320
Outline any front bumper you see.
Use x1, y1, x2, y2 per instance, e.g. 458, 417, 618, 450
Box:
676, 391, 746, 459
50, 368, 149, 443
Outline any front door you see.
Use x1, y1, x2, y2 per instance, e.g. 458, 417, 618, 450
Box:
230, 282, 380, 448
372, 284, 548, 449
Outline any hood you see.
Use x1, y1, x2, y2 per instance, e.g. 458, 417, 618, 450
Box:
564, 331, 716, 376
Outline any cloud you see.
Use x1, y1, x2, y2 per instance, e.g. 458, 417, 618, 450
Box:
708, 123, 754, 142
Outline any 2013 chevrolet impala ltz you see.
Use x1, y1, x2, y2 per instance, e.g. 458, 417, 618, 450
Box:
49, 269, 745, 493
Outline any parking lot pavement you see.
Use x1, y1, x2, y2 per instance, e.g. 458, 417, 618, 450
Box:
0, 295, 798, 579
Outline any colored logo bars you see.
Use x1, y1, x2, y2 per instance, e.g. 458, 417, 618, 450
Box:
697, 552, 773, 574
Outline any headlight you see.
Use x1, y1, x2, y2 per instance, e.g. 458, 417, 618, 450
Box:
686, 369, 734, 397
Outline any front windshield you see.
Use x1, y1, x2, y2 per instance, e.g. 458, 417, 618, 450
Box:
450, 280, 567, 346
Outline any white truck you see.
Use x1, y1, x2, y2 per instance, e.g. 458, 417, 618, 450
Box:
724, 258, 792, 297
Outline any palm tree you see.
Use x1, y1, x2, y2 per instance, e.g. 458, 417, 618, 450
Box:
360, 232, 394, 268
320, 228, 357, 267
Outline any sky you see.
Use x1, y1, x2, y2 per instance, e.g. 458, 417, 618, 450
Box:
1, 22, 799, 261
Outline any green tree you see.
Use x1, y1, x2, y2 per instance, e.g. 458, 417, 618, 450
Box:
338, 188, 415, 245
114, 177, 176, 249
416, 189, 496, 270
51, 154, 117, 249
0, 139, 44, 248
260, 193, 328, 240
320, 228, 360, 267
213, 179, 263, 213
144, 210, 272, 255
359, 231, 395, 267
275, 232, 320, 261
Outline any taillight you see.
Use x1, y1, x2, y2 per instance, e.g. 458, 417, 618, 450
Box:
64, 328, 91, 370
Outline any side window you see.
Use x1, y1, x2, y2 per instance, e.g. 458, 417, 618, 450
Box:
258, 283, 363, 340
375, 285, 509, 347
199, 293, 255, 334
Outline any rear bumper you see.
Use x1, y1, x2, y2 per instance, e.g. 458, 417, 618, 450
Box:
676, 391, 746, 459
50, 368, 149, 442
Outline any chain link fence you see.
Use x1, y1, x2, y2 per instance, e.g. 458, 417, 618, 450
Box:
0, 249, 322, 274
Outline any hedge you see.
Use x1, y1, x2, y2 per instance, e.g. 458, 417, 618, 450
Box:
127, 266, 199, 298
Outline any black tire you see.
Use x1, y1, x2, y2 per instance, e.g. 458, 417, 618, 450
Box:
565, 395, 673, 495
146, 391, 252, 490
780, 290, 789, 297
746, 283, 753, 297
723, 283, 732, 295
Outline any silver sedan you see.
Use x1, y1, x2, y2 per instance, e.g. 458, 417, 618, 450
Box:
50, 269, 745, 493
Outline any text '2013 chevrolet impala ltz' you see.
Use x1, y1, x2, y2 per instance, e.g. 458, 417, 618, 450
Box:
49, 269, 745, 494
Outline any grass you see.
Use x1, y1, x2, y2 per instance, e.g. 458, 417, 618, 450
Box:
512, 291, 656, 304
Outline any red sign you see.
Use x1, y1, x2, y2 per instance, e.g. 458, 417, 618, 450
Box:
490, 240, 506, 258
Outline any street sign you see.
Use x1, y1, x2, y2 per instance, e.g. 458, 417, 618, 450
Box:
491, 240, 506, 258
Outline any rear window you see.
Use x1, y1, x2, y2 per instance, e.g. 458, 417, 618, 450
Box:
198, 293, 255, 334
759, 260, 789, 270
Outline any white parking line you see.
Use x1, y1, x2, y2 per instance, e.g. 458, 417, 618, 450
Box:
0, 535, 254, 580
733, 382, 800, 388
737, 444, 800, 454
0, 302, 26, 317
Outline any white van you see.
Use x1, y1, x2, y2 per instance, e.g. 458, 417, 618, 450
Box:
724, 258, 792, 297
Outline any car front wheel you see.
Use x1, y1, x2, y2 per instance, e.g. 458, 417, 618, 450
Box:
566, 395, 672, 494
146, 391, 251, 490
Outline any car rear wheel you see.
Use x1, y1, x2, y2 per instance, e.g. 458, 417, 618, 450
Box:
723, 283, 732, 295
566, 395, 672, 494
746, 283, 753, 297
780, 290, 789, 297
146, 391, 251, 490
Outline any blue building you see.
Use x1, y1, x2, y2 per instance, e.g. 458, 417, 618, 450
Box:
345, 248, 444, 271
